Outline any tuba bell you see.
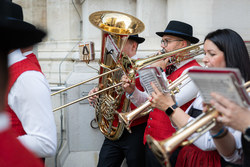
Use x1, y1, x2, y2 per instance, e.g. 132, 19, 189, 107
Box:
89, 11, 145, 140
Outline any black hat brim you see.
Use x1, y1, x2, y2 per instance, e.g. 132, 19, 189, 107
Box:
156, 31, 199, 44
0, 19, 46, 49
128, 36, 145, 44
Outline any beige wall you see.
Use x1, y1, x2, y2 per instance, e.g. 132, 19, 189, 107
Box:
13, 0, 250, 85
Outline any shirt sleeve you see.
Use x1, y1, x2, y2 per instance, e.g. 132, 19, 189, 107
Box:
8, 71, 57, 157
174, 67, 199, 106
187, 116, 243, 159
220, 130, 243, 164
127, 87, 149, 107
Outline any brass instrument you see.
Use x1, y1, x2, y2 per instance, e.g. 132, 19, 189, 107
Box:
89, 11, 145, 140
119, 73, 189, 132
120, 43, 204, 80
118, 43, 203, 131
146, 83, 250, 167
245, 80, 250, 92
52, 22, 202, 113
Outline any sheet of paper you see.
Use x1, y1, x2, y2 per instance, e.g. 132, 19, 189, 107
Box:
188, 67, 250, 107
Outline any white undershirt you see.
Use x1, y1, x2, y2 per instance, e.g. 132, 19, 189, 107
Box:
7, 49, 57, 157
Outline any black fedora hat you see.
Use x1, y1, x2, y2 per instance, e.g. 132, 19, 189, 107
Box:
128, 34, 145, 44
0, 0, 46, 50
156, 20, 199, 44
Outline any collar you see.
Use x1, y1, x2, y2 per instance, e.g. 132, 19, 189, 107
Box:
131, 55, 137, 60
8, 49, 26, 67
175, 58, 194, 69
22, 51, 33, 57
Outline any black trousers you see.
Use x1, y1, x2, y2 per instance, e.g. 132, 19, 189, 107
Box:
97, 123, 146, 167
145, 144, 162, 167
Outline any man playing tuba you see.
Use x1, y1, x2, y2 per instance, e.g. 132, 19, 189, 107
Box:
88, 34, 147, 167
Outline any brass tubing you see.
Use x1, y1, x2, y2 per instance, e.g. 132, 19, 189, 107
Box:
51, 68, 121, 96
118, 73, 190, 129
53, 82, 123, 112
168, 74, 189, 90
134, 43, 203, 71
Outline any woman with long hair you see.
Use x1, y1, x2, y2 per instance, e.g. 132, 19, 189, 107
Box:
148, 29, 250, 167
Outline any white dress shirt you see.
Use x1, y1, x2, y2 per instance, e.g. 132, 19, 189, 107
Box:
8, 49, 57, 157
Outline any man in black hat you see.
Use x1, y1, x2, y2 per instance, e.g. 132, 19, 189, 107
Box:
123, 20, 201, 167
88, 34, 147, 167
0, 0, 46, 166
3, 1, 57, 160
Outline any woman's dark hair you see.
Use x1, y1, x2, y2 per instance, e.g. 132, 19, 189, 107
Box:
204, 29, 250, 81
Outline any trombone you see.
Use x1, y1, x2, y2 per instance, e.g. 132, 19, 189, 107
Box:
52, 68, 122, 112
146, 81, 250, 167
119, 42, 204, 80
52, 43, 203, 112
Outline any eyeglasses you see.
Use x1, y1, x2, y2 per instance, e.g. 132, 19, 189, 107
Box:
161, 39, 183, 47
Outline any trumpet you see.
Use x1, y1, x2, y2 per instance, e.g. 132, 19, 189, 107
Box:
146, 82, 250, 167
118, 73, 189, 132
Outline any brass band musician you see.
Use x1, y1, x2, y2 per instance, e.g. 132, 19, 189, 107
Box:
149, 29, 250, 167
122, 20, 201, 167
88, 35, 148, 167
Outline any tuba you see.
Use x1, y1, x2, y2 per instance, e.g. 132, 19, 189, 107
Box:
89, 11, 144, 140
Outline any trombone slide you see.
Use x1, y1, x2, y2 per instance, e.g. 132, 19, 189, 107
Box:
53, 82, 123, 112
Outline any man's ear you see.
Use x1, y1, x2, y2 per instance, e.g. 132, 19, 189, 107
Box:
132, 41, 138, 52
181, 40, 188, 47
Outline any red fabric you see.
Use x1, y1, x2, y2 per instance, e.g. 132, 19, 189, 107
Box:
143, 60, 200, 144
5, 58, 42, 136
130, 77, 148, 127
0, 127, 44, 167
26, 52, 42, 70
112, 76, 148, 128
175, 144, 221, 167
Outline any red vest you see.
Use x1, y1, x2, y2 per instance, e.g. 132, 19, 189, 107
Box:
25, 52, 41, 70
112, 76, 148, 128
143, 60, 200, 144
0, 127, 44, 167
5, 58, 42, 137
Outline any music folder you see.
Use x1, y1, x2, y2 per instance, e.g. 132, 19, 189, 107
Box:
188, 67, 250, 107
138, 67, 169, 95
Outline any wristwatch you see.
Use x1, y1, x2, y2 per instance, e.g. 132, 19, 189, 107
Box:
243, 126, 250, 142
165, 103, 178, 116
